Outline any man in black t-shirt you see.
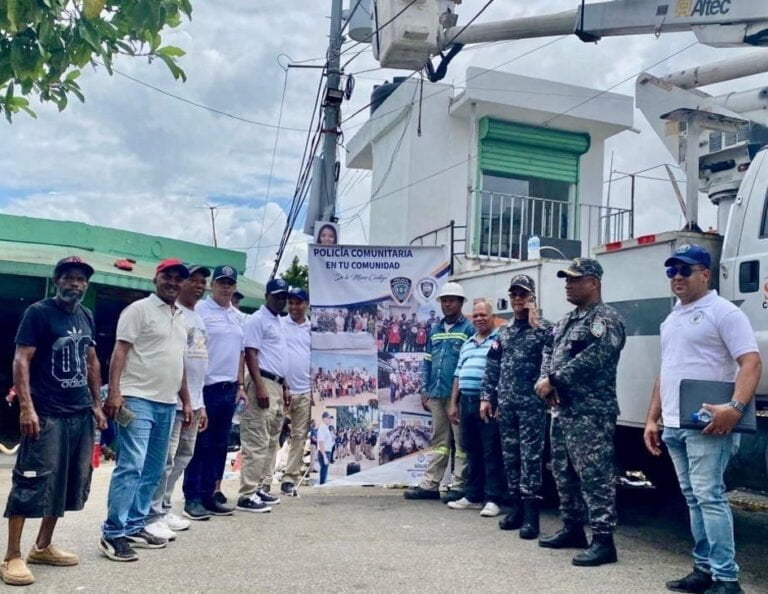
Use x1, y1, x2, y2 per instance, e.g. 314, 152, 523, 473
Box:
1, 257, 107, 587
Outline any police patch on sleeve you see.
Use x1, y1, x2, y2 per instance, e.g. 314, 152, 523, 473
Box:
590, 319, 606, 338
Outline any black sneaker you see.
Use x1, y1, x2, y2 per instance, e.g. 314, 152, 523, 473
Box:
213, 491, 227, 505
281, 482, 298, 497
236, 496, 272, 513
125, 529, 167, 549
98, 536, 138, 562
403, 487, 440, 500
257, 489, 281, 505
182, 501, 212, 521
666, 566, 713, 593
201, 499, 235, 516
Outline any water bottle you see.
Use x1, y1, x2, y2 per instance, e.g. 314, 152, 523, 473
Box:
91, 428, 101, 469
527, 235, 541, 260
692, 407, 712, 424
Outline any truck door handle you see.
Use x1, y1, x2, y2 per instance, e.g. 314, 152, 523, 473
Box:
739, 260, 759, 293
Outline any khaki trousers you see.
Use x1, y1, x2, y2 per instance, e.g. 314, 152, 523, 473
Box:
420, 398, 465, 491
281, 392, 311, 485
239, 378, 283, 497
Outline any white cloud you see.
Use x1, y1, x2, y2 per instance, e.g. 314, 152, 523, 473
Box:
1, 0, 765, 280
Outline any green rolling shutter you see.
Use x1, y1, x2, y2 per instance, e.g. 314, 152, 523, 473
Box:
479, 118, 591, 184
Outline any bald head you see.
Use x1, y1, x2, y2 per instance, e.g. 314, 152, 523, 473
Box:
472, 300, 493, 336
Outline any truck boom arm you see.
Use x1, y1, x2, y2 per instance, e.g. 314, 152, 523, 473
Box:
443, 0, 768, 49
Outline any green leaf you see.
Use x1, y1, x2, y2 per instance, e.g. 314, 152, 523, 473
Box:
156, 45, 185, 58
156, 52, 185, 82
64, 68, 80, 82
78, 21, 101, 51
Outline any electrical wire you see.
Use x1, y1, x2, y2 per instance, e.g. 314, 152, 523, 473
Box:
340, 0, 422, 60
444, 0, 497, 47
255, 66, 290, 254
110, 66, 309, 133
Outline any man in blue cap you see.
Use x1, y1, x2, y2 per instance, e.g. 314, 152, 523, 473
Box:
645, 244, 761, 594
238, 278, 290, 512
280, 287, 311, 496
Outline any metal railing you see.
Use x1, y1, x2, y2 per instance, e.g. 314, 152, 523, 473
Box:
471, 190, 633, 260
410, 220, 467, 275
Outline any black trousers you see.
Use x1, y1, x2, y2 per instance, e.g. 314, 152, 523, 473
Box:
460, 399, 507, 503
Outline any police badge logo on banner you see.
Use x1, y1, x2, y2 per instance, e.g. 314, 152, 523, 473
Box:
390, 277, 413, 304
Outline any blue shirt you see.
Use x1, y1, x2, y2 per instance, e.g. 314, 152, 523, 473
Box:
454, 329, 498, 401
420, 315, 475, 399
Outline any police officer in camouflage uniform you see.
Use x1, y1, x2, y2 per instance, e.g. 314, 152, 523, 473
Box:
535, 258, 626, 567
482, 274, 552, 539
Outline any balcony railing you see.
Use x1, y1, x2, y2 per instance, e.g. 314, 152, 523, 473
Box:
471, 190, 633, 260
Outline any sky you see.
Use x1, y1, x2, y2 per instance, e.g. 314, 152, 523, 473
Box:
1, 0, 766, 282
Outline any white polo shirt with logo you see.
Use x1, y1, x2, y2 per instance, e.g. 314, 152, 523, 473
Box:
196, 296, 244, 386
283, 315, 311, 393
243, 306, 287, 382
659, 290, 758, 428
116, 293, 187, 404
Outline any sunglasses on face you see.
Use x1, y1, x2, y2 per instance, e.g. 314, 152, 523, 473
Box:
665, 264, 705, 278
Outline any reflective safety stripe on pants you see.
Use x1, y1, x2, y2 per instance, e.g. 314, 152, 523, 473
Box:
419, 398, 465, 491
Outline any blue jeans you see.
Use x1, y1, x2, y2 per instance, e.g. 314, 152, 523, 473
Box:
318, 451, 329, 485
183, 382, 237, 503
102, 397, 175, 539
662, 427, 741, 582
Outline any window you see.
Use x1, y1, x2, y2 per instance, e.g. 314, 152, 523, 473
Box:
759, 187, 768, 238
478, 174, 573, 258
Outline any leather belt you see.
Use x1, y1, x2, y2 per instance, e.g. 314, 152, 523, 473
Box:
259, 369, 285, 385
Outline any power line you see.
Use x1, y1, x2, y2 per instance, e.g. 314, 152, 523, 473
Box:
255, 66, 291, 255
340, 0, 422, 63
543, 41, 699, 126
110, 66, 309, 133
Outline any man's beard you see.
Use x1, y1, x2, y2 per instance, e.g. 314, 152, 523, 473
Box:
57, 288, 84, 305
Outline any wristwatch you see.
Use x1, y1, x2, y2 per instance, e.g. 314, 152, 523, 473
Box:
728, 400, 746, 415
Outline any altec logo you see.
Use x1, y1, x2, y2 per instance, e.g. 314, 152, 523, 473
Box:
677, 0, 732, 17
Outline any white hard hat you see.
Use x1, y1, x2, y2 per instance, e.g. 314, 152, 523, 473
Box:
438, 281, 465, 300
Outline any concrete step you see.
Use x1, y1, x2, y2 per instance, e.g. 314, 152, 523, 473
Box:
727, 488, 768, 512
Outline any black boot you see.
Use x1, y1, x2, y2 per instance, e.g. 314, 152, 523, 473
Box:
538, 522, 588, 549
666, 566, 713, 593
498, 500, 522, 531
572, 533, 618, 566
519, 498, 540, 540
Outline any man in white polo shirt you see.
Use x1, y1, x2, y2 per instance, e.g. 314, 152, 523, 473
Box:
99, 259, 193, 563
183, 264, 246, 519
280, 288, 311, 497
145, 265, 211, 539
644, 244, 761, 594
237, 279, 290, 512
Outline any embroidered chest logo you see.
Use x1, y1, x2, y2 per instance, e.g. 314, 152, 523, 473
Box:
690, 312, 704, 325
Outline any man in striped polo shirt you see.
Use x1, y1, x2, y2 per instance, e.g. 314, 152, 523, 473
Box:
446, 301, 506, 517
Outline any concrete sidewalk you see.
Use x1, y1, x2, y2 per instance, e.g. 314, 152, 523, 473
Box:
0, 462, 766, 593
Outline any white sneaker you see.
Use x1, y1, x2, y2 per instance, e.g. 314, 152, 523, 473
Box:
164, 512, 190, 532
447, 497, 484, 510
480, 502, 501, 517
145, 521, 176, 541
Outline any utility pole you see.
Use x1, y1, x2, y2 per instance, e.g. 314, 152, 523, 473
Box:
320, 0, 345, 221
207, 205, 218, 247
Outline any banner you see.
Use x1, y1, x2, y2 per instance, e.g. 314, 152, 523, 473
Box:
308, 244, 451, 485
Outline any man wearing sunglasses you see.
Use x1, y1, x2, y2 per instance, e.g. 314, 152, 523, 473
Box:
644, 244, 761, 594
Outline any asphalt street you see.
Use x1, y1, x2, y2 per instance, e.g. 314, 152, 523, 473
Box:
0, 463, 767, 593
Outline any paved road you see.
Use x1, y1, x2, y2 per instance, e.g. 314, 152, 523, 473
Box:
0, 464, 766, 593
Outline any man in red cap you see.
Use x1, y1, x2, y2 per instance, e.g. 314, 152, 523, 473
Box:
2, 257, 106, 587
99, 259, 193, 563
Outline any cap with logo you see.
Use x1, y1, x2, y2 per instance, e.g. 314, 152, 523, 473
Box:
54, 256, 95, 279
213, 265, 238, 282
557, 257, 603, 279
288, 287, 309, 302
156, 258, 190, 278
663, 244, 711, 269
187, 264, 212, 278
508, 274, 535, 294
266, 278, 289, 295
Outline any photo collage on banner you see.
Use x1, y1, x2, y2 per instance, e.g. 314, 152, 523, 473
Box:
308, 245, 450, 484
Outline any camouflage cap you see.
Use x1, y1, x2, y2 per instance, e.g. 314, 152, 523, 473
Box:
508, 274, 536, 294
556, 257, 603, 279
